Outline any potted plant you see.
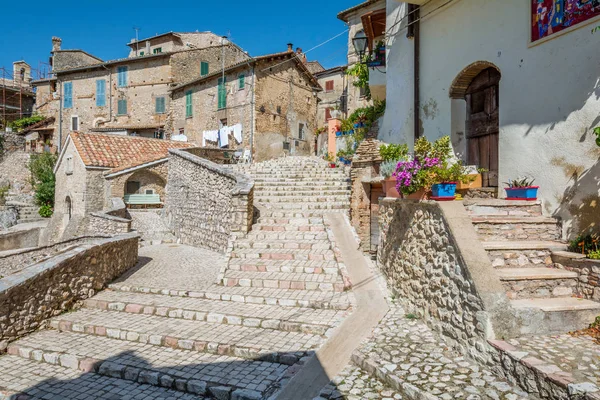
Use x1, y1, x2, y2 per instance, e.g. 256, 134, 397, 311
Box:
504, 177, 539, 200
379, 143, 409, 198
430, 161, 476, 200
326, 153, 336, 168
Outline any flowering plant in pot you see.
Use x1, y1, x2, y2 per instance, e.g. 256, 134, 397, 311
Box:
429, 161, 475, 200
379, 143, 409, 198
504, 177, 538, 200
394, 156, 441, 199
325, 153, 336, 168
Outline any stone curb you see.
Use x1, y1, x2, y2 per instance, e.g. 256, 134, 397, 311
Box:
48, 318, 310, 366
6, 343, 263, 399
82, 298, 332, 336
324, 220, 353, 292
488, 339, 600, 399
106, 284, 354, 310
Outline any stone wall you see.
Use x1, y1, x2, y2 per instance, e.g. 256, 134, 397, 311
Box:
107, 162, 168, 202
0, 233, 138, 346
164, 148, 254, 252
88, 198, 131, 236
378, 199, 518, 364
553, 251, 600, 301
0, 223, 43, 252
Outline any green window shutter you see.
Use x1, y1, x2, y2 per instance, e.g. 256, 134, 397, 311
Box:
239, 74, 245, 90
96, 80, 106, 107
201, 62, 209, 76
117, 66, 128, 87
117, 99, 127, 115
155, 97, 165, 114
139, 51, 144, 56
218, 77, 227, 109
153, 47, 162, 54
63, 82, 73, 109
185, 90, 193, 118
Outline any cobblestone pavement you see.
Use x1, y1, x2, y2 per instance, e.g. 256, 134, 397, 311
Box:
348, 304, 534, 400
112, 244, 227, 291
314, 365, 403, 400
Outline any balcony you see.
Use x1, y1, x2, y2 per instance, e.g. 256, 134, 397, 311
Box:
367, 46, 386, 101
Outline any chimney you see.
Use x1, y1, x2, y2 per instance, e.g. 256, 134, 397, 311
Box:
296, 47, 307, 64
52, 36, 62, 52
145, 41, 151, 55
287, 43, 294, 52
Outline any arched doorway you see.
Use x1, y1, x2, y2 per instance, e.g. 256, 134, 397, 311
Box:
450, 62, 501, 187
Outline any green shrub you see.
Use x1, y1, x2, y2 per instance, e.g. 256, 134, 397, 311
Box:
569, 233, 599, 255
0, 185, 8, 205
28, 152, 57, 212
589, 250, 600, 260
38, 204, 53, 218
8, 115, 46, 132
379, 143, 409, 162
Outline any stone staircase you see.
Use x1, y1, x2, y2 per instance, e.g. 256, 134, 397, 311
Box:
465, 198, 600, 334
1, 156, 354, 399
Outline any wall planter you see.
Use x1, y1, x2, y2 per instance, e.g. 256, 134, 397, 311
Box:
505, 186, 539, 201
432, 183, 457, 199
456, 174, 482, 190
382, 177, 400, 198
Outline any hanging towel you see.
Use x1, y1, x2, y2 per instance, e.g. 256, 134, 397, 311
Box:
220, 128, 229, 148
202, 131, 207, 147
233, 124, 243, 144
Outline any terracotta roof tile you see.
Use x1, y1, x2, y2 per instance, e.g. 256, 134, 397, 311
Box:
70, 132, 193, 173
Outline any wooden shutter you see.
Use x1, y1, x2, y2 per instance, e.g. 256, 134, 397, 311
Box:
218, 77, 227, 109
201, 62, 209, 76
156, 97, 166, 114
325, 108, 332, 120
326, 80, 334, 92
118, 99, 127, 115
63, 82, 73, 109
96, 80, 106, 107
117, 66, 128, 87
185, 91, 193, 117
239, 74, 245, 90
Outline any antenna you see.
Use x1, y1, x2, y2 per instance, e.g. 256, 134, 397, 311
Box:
133, 27, 141, 56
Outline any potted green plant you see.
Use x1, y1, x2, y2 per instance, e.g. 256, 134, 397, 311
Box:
430, 161, 477, 200
326, 152, 336, 168
379, 143, 409, 198
504, 177, 538, 200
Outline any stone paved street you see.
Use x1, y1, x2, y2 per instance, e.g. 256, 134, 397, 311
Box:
314, 365, 403, 400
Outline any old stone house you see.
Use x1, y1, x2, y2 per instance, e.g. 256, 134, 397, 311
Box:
32, 33, 250, 152
169, 45, 322, 162
0, 61, 35, 129
47, 132, 192, 241
379, 0, 600, 239
315, 66, 349, 128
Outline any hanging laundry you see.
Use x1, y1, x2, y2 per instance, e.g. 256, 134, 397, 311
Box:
233, 124, 243, 144
219, 128, 229, 148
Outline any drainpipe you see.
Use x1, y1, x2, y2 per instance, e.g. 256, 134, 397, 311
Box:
413, 5, 421, 143
58, 76, 63, 152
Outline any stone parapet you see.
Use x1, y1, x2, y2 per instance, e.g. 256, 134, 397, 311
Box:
88, 198, 131, 236
0, 233, 139, 346
164, 148, 254, 253
553, 250, 600, 301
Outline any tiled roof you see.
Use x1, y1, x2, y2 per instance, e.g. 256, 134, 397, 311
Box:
337, 0, 384, 21
70, 132, 193, 172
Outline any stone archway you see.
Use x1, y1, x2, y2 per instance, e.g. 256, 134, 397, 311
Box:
124, 170, 166, 200
450, 61, 502, 187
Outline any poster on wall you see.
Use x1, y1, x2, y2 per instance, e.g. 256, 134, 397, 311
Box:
532, 0, 600, 43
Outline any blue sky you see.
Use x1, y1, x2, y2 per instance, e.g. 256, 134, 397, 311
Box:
1, 0, 356, 80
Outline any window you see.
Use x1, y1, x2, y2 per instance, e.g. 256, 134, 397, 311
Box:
126, 181, 140, 194
117, 99, 127, 115
155, 96, 166, 114
139, 51, 144, 56
239, 74, 245, 90
153, 47, 162, 54
200, 62, 209, 76
359, 86, 367, 98
218, 77, 227, 109
96, 79, 106, 107
325, 108, 332, 120
298, 123, 305, 140
71, 116, 79, 131
145, 189, 155, 195
185, 90, 193, 118
63, 82, 73, 109
117, 66, 128, 87
325, 80, 334, 92
65, 155, 73, 175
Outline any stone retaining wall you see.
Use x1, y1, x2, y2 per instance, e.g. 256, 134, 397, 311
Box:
88, 198, 131, 236
553, 250, 600, 301
0, 233, 139, 346
378, 199, 518, 364
164, 148, 254, 253
0, 223, 41, 252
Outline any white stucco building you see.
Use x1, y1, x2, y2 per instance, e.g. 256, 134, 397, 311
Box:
380, 0, 600, 238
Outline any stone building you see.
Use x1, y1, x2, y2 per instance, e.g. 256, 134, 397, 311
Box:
169, 45, 321, 162
315, 66, 349, 128
31, 34, 250, 152
0, 61, 35, 129
47, 132, 192, 241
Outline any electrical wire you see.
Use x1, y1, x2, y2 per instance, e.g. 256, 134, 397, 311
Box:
384, 0, 457, 41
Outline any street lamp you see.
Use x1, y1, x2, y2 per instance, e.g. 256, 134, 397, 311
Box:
352, 30, 369, 61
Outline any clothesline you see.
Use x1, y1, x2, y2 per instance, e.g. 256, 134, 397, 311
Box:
202, 123, 243, 147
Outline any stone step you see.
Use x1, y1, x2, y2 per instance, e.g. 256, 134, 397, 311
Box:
260, 202, 349, 211
258, 210, 339, 219
472, 216, 561, 242
227, 259, 340, 274
484, 241, 567, 268
0, 355, 204, 399
17, 217, 46, 224
7, 330, 286, 398
254, 181, 350, 187
107, 284, 355, 310
253, 223, 326, 231
84, 291, 345, 335
254, 190, 351, 196
464, 199, 543, 217
511, 297, 600, 335
255, 185, 351, 192
49, 309, 322, 364
233, 239, 332, 251
230, 247, 336, 261
256, 217, 325, 225
247, 230, 329, 241
497, 267, 580, 299
255, 196, 350, 204
221, 271, 348, 292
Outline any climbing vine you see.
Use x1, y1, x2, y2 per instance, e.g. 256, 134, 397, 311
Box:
346, 61, 371, 101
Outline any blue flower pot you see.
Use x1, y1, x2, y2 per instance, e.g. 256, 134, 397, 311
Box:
339, 157, 346, 163
432, 183, 457, 198
353, 123, 360, 128
505, 187, 539, 201
335, 131, 342, 137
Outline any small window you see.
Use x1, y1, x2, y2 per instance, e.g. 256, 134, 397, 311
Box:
359, 86, 367, 98
185, 90, 193, 118
117, 99, 127, 115
96, 79, 106, 107
277, 106, 282, 114
65, 155, 73, 175
139, 51, 144, 56
325, 80, 334, 92
153, 47, 162, 54
117, 66, 128, 87
201, 61, 209, 76
155, 96, 166, 114
71, 116, 79, 131
145, 189, 155, 195
63, 82, 73, 109
298, 123, 305, 140
239, 74, 245, 90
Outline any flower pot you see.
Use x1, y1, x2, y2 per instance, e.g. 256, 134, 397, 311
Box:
382, 177, 400, 198
505, 186, 539, 201
402, 188, 428, 200
432, 183, 457, 199
335, 131, 342, 137
456, 174, 483, 190
329, 163, 336, 168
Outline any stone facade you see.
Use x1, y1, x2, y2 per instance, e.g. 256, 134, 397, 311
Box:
164, 148, 254, 253
315, 66, 348, 129
88, 198, 132, 236
378, 199, 518, 365
107, 161, 169, 201
0, 233, 138, 346
554, 251, 600, 301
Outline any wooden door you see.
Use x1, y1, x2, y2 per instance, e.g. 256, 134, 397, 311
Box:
466, 68, 500, 187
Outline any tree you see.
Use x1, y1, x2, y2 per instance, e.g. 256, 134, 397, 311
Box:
28, 152, 57, 217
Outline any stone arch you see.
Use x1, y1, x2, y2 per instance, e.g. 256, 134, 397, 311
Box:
124, 169, 167, 200
449, 61, 501, 99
